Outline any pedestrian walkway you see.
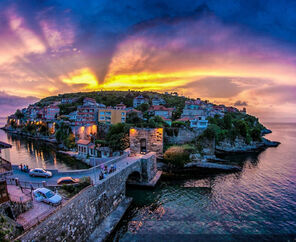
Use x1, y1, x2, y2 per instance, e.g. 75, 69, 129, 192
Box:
7, 185, 31, 203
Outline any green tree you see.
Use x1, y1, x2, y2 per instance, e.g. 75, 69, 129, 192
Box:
251, 127, 261, 141
106, 123, 130, 151
137, 103, 149, 112
223, 113, 232, 129
234, 120, 248, 138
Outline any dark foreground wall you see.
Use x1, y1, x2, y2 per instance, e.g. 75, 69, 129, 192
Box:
18, 153, 156, 241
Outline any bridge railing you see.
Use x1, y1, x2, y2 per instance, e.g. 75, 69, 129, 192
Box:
5, 177, 44, 189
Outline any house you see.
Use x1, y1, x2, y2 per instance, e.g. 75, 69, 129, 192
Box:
133, 95, 148, 108
77, 139, 91, 157
115, 103, 127, 110
226, 107, 239, 113
152, 97, 166, 106
68, 111, 78, 122
189, 116, 208, 129
182, 100, 205, 118
98, 108, 126, 125
83, 97, 97, 106
76, 105, 97, 126
75, 98, 98, 126
97, 146, 112, 158
44, 105, 60, 121
126, 108, 143, 119
149, 105, 174, 119
61, 97, 78, 104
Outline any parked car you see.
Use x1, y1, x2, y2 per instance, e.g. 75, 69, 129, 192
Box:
29, 168, 52, 178
33, 188, 62, 206
57, 177, 80, 185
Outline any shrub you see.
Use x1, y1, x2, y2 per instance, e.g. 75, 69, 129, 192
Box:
163, 146, 190, 168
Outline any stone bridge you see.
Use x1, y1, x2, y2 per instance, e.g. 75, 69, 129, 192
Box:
18, 152, 161, 241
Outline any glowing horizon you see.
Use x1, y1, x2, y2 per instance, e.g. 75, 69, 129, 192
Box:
0, 0, 295, 122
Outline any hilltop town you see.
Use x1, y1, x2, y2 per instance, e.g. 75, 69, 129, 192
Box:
4, 90, 272, 168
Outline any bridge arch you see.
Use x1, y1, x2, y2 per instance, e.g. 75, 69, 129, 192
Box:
126, 171, 142, 184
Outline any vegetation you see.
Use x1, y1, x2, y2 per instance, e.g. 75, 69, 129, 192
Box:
14, 109, 24, 120
105, 123, 131, 151
204, 113, 265, 144
55, 122, 76, 149
0, 215, 12, 241
163, 144, 195, 168
58, 176, 91, 198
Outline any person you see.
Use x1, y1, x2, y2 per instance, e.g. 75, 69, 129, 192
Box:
20, 163, 23, 171
23, 164, 26, 172
30, 183, 34, 194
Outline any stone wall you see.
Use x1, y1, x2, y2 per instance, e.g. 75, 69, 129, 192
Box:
0, 200, 32, 240
17, 153, 156, 241
129, 128, 163, 158
0, 199, 33, 220
164, 128, 202, 145
141, 152, 157, 182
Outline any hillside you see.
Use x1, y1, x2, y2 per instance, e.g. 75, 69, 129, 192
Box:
36, 90, 189, 120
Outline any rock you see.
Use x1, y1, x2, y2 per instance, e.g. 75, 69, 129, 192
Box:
261, 128, 272, 135
262, 137, 280, 147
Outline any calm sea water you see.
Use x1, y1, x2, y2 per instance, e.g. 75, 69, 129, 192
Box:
112, 123, 296, 241
0, 118, 88, 170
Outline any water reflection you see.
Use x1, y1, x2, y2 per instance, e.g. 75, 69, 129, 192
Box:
0, 129, 88, 170
112, 123, 296, 241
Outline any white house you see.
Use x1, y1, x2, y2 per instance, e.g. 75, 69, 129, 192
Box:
77, 139, 91, 157
133, 95, 148, 108
189, 116, 208, 129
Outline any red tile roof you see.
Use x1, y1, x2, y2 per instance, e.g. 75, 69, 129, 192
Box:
77, 139, 91, 145
149, 105, 174, 111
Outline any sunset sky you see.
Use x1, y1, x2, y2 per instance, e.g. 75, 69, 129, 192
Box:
0, 0, 295, 122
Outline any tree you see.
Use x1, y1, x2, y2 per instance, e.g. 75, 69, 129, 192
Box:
126, 111, 142, 125
137, 103, 149, 112
251, 127, 261, 141
234, 120, 248, 138
15, 109, 24, 120
223, 113, 232, 129
106, 123, 130, 151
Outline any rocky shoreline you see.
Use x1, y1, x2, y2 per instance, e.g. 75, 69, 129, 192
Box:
215, 136, 280, 154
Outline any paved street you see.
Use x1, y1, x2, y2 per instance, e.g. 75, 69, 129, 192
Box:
7, 155, 143, 186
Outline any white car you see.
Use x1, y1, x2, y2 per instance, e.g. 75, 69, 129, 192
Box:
29, 168, 52, 178
33, 188, 62, 206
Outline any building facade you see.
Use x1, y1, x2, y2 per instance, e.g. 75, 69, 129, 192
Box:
149, 105, 174, 119
98, 108, 126, 125
44, 105, 60, 121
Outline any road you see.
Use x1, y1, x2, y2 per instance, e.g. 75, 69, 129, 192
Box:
7, 155, 142, 186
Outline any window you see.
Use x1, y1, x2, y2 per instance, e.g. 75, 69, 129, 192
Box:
121, 112, 125, 116
100, 112, 105, 115
106, 112, 111, 116
100, 116, 105, 120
